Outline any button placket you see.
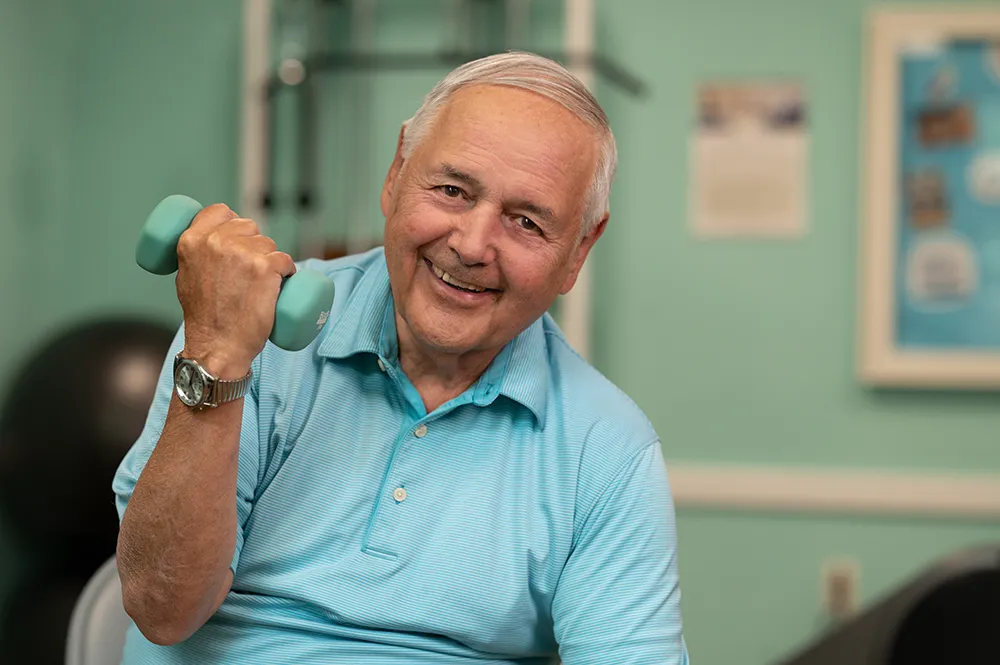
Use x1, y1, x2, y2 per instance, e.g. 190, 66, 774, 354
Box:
362, 418, 430, 557
385, 423, 428, 512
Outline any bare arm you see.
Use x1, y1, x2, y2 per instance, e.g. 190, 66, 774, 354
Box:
114, 203, 295, 645
116, 384, 245, 645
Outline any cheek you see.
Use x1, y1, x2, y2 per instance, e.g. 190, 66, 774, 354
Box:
501, 252, 566, 299
392, 195, 452, 247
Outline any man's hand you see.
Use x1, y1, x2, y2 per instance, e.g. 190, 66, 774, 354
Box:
175, 204, 295, 376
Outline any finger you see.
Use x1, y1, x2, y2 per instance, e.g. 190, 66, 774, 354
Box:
203, 220, 260, 251
220, 217, 260, 237
238, 234, 278, 255
190, 203, 238, 230
266, 251, 297, 278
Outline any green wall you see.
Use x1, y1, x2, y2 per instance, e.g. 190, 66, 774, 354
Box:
591, 0, 1000, 663
1, 1, 998, 664
0, 0, 79, 622
0, 0, 29, 619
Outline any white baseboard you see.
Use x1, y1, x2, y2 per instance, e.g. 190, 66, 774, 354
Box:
667, 462, 1000, 519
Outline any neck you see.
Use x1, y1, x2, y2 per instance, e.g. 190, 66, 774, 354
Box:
394, 312, 499, 413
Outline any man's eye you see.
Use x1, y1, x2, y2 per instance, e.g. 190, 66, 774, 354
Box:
518, 216, 541, 234
440, 185, 463, 198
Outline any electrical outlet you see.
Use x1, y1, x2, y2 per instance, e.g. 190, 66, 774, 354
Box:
821, 558, 860, 621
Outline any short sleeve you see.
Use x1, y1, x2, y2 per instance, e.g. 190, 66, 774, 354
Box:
552, 440, 689, 665
111, 322, 263, 575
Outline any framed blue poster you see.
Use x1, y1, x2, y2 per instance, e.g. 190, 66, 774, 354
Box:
859, 7, 1000, 388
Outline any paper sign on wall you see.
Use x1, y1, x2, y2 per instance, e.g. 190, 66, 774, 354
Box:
690, 81, 808, 238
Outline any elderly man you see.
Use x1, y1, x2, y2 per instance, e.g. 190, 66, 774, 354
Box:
113, 51, 689, 664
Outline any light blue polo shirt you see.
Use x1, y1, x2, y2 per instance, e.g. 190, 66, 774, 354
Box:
113, 247, 688, 664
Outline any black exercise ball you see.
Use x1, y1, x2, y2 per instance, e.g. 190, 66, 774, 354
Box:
0, 316, 175, 575
0, 571, 89, 665
888, 568, 1000, 665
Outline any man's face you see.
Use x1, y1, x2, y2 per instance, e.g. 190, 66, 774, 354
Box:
381, 84, 607, 358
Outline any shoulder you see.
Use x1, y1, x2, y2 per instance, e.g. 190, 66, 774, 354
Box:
539, 314, 662, 497
542, 313, 658, 446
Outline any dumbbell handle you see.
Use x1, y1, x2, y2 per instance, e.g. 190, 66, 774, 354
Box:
136, 194, 335, 352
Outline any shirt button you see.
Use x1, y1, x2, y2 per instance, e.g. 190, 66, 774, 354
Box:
377, 358, 386, 372
414, 424, 427, 438
393, 487, 407, 502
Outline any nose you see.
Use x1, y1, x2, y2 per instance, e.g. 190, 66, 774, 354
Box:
447, 205, 499, 267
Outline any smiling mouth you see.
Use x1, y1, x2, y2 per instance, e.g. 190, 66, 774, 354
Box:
425, 258, 492, 294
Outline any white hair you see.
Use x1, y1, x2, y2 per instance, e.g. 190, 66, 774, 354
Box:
401, 51, 617, 236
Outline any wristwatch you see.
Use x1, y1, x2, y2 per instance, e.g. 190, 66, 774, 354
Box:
173, 352, 253, 409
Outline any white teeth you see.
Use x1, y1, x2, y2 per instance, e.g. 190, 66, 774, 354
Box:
431, 262, 486, 292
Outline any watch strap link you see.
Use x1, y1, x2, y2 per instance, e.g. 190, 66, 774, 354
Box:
206, 370, 252, 407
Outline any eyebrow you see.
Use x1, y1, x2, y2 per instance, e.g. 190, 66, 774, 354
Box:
511, 199, 556, 225
436, 164, 482, 189
436, 163, 557, 224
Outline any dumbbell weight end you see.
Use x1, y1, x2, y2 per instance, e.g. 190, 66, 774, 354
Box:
136, 194, 202, 276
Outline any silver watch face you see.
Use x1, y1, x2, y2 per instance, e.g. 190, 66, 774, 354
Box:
175, 360, 206, 407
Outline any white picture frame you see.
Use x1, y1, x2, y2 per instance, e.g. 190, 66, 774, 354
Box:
858, 6, 1000, 388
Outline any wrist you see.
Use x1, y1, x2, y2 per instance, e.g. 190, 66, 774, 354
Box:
180, 341, 252, 380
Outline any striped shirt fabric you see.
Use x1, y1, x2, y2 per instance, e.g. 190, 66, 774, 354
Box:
113, 247, 689, 664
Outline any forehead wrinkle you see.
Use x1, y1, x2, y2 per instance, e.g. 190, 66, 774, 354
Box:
417, 86, 597, 227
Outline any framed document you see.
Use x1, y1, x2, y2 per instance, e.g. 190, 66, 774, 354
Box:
858, 7, 1000, 388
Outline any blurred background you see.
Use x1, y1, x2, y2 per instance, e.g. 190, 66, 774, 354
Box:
1, 0, 999, 664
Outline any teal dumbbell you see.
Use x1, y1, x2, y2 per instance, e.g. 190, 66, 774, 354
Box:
136, 194, 335, 352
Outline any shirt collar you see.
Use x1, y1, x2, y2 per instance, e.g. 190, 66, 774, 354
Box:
491, 315, 549, 428
316, 251, 549, 427
315, 257, 391, 359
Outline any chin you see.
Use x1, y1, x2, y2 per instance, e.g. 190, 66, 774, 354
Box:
410, 321, 478, 354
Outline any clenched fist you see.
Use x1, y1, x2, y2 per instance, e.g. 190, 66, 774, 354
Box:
175, 204, 296, 378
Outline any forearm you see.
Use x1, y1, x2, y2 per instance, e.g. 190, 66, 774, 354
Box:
116, 393, 244, 644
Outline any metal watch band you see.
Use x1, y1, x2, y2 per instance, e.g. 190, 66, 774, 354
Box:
206, 370, 252, 407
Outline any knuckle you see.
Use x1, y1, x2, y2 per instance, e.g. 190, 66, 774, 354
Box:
233, 217, 259, 235
176, 230, 197, 256
205, 229, 226, 255
273, 251, 292, 271
194, 203, 234, 225
207, 202, 235, 217
251, 254, 271, 277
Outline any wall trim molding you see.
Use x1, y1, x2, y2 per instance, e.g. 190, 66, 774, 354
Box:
667, 462, 1000, 519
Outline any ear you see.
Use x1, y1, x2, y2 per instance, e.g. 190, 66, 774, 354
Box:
559, 213, 609, 295
381, 122, 409, 218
